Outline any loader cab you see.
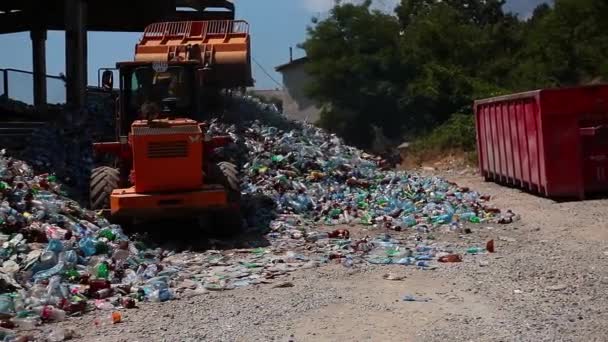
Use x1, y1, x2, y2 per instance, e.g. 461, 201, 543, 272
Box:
114, 61, 220, 138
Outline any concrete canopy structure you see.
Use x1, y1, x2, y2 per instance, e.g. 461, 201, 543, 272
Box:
0, 0, 235, 110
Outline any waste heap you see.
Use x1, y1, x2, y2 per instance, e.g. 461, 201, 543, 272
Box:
21, 93, 116, 205
207, 98, 516, 231
0, 151, 177, 332
0, 95, 517, 335
204, 96, 518, 269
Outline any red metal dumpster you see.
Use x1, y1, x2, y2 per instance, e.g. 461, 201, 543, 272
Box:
474, 84, 608, 199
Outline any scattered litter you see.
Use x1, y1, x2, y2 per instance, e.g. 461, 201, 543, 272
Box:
499, 236, 517, 243
383, 273, 406, 281
486, 240, 495, 253
272, 281, 295, 288
402, 295, 432, 302
111, 311, 122, 324
47, 327, 68, 342
438, 254, 462, 263
547, 284, 568, 291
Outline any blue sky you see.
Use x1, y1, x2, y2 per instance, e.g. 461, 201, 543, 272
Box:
0, 0, 547, 91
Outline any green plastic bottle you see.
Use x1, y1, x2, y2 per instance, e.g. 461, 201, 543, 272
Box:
361, 213, 373, 225
64, 269, 79, 281
98, 229, 116, 241
466, 247, 485, 254
329, 208, 342, 218
95, 241, 109, 255
252, 247, 266, 256
385, 247, 400, 257
97, 262, 109, 279
357, 201, 368, 209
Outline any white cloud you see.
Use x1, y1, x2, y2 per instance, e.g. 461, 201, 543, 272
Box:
301, 0, 335, 13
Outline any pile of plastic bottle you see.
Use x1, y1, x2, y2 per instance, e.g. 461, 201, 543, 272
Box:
0, 95, 517, 335
216, 119, 515, 230
203, 101, 518, 274
0, 150, 177, 330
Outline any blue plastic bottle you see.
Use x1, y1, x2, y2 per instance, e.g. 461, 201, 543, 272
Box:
78, 237, 97, 257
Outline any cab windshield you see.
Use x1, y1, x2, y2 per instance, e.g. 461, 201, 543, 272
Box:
126, 65, 193, 119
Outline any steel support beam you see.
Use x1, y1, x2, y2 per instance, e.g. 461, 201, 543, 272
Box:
65, 0, 87, 108
30, 29, 47, 111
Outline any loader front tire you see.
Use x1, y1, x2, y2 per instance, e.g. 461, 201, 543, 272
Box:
90, 166, 120, 210
207, 161, 241, 202
205, 162, 244, 236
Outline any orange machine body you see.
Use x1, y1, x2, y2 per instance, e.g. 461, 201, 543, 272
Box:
109, 119, 228, 217
131, 119, 203, 193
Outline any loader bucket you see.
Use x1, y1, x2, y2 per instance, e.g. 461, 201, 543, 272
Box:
134, 20, 253, 88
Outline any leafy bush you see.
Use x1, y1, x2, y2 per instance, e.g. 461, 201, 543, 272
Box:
410, 113, 476, 156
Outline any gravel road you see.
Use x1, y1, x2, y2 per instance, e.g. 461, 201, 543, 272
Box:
30, 172, 608, 342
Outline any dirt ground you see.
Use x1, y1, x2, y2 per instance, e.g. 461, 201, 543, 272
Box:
34, 171, 608, 342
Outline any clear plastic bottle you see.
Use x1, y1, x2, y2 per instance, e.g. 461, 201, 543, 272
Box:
11, 316, 40, 329
31, 250, 58, 274
0, 295, 14, 316
146, 277, 173, 302
433, 214, 452, 224
33, 305, 66, 322
341, 256, 354, 267
401, 215, 417, 227
33, 260, 65, 281
47, 239, 64, 253
48, 328, 68, 342
305, 232, 329, 242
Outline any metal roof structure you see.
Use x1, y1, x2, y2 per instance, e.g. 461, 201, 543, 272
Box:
0, 0, 236, 110
0, 0, 235, 33
275, 57, 309, 73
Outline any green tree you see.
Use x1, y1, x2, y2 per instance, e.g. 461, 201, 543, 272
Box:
513, 0, 608, 88
302, 0, 403, 147
301, 0, 608, 155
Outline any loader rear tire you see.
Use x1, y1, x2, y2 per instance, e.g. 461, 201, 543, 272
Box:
90, 166, 120, 210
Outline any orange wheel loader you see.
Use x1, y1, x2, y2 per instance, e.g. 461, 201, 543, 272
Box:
90, 20, 253, 234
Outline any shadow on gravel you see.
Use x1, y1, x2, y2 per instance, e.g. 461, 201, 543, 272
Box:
481, 178, 608, 204
479, 182, 608, 204
120, 193, 277, 253
552, 192, 608, 203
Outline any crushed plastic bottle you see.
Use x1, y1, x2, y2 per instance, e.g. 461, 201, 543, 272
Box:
438, 254, 463, 263
144, 277, 173, 302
